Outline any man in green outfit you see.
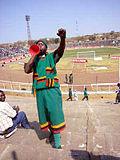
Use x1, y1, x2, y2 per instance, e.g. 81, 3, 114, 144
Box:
24, 29, 66, 149
82, 87, 88, 101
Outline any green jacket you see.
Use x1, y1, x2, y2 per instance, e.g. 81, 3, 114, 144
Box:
84, 89, 88, 96
32, 53, 60, 93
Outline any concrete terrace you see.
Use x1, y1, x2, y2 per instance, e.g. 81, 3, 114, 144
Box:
0, 95, 120, 160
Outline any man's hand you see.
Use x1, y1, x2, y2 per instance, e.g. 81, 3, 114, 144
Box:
57, 28, 66, 38
55, 28, 66, 59
13, 105, 20, 114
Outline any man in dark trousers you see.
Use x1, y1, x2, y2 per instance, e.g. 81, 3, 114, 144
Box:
69, 73, 73, 84
65, 74, 68, 83
66, 88, 72, 101
24, 29, 66, 149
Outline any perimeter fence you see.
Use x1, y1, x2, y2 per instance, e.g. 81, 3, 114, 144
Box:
0, 80, 117, 94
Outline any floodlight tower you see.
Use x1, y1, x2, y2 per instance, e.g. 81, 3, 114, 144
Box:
75, 20, 79, 37
25, 15, 32, 43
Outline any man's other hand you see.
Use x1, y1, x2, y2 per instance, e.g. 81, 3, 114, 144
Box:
13, 105, 20, 114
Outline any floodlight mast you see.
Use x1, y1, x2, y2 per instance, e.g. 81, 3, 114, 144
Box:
25, 15, 32, 44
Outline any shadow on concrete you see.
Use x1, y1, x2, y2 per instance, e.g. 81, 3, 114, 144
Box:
11, 149, 120, 160
11, 151, 18, 160
70, 150, 120, 160
30, 121, 50, 140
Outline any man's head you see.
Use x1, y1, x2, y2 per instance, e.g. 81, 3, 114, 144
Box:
117, 83, 120, 87
35, 40, 48, 55
0, 90, 6, 102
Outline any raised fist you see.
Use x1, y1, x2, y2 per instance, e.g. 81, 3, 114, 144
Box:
57, 28, 66, 38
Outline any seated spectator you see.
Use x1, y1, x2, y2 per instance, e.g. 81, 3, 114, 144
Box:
0, 90, 31, 139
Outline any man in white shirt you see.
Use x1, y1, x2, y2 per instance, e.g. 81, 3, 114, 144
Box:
0, 90, 31, 138
74, 90, 78, 101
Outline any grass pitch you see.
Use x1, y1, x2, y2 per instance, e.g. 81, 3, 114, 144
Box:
10, 47, 120, 72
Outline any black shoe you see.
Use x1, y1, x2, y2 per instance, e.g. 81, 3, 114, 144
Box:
5, 128, 17, 138
46, 133, 54, 144
52, 145, 62, 149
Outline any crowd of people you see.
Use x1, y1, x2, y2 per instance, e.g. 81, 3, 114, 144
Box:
1, 35, 120, 60
48, 38, 120, 50
0, 47, 28, 60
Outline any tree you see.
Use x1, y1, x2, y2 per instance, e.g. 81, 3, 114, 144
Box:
89, 35, 96, 41
110, 30, 115, 35
54, 38, 59, 44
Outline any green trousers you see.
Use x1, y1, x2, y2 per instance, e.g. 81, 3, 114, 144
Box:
36, 87, 66, 133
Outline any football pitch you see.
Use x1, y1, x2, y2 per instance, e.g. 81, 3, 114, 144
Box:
11, 47, 120, 72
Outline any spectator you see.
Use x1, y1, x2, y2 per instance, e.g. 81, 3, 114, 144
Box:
66, 88, 72, 101
65, 74, 68, 83
74, 90, 78, 101
82, 87, 88, 101
0, 90, 31, 139
115, 83, 120, 104
69, 73, 73, 84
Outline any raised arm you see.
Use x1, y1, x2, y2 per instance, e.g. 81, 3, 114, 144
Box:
56, 28, 66, 57
24, 55, 36, 74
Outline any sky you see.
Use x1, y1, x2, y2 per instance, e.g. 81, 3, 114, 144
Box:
0, 0, 120, 44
